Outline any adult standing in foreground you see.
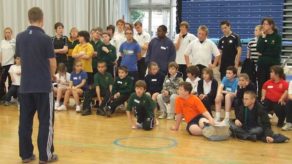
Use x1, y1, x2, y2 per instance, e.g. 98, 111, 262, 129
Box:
16, 7, 58, 163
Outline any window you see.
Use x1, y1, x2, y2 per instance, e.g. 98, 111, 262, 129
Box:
129, 0, 176, 39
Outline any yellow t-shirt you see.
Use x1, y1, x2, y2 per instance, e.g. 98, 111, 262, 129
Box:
72, 43, 94, 72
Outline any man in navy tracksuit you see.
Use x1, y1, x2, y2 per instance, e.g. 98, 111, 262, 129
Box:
16, 7, 58, 163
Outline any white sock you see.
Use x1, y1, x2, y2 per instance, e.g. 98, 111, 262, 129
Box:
215, 112, 221, 120
225, 112, 230, 120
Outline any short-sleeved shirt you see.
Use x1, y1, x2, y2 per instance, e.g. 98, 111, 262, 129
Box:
184, 38, 220, 67
221, 77, 238, 93
52, 36, 68, 55
175, 95, 207, 123
110, 31, 126, 58
174, 33, 197, 65
93, 72, 113, 91
55, 72, 71, 88
16, 26, 55, 93
8, 64, 21, 86
218, 32, 241, 67
72, 43, 94, 72
263, 79, 289, 102
186, 77, 201, 94
289, 81, 292, 95
134, 31, 151, 57
0, 39, 16, 66
127, 93, 156, 118
67, 38, 79, 56
70, 71, 88, 89
120, 41, 141, 72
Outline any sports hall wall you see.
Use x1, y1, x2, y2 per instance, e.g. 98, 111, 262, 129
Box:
180, 0, 284, 60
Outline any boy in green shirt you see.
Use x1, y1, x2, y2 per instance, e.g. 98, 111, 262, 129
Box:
104, 66, 133, 117
126, 80, 156, 130
90, 27, 103, 74
97, 32, 117, 77
82, 61, 113, 116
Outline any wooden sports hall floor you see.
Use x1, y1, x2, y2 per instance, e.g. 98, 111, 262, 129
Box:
0, 104, 292, 164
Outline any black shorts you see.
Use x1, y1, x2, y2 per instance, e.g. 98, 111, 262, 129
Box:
186, 114, 205, 135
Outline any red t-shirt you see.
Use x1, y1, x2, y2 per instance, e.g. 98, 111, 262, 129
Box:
263, 79, 289, 102
175, 95, 207, 123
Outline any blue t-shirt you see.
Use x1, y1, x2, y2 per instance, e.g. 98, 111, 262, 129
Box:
119, 41, 141, 72
16, 26, 55, 93
221, 77, 238, 93
70, 71, 88, 89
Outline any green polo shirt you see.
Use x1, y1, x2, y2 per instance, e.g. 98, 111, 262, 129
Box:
112, 75, 133, 95
97, 43, 117, 67
94, 71, 113, 91
127, 93, 156, 118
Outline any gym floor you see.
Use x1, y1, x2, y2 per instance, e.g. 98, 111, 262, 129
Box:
0, 104, 291, 164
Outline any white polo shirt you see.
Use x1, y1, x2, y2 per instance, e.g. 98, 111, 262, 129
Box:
110, 31, 126, 58
174, 33, 197, 65
134, 31, 151, 57
0, 39, 16, 66
184, 38, 220, 67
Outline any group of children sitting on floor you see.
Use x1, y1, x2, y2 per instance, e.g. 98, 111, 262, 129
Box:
1, 57, 291, 143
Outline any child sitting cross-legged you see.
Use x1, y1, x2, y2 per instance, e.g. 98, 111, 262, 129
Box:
126, 80, 156, 130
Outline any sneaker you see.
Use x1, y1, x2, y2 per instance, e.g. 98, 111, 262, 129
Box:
96, 108, 106, 116
4, 101, 10, 106
10, 97, 18, 103
282, 123, 292, 131
22, 154, 36, 163
104, 106, 112, 117
220, 118, 230, 126
158, 112, 166, 119
76, 105, 81, 113
81, 108, 91, 116
39, 154, 58, 164
166, 113, 175, 120
214, 117, 221, 123
136, 123, 143, 129
55, 105, 67, 111
54, 102, 60, 108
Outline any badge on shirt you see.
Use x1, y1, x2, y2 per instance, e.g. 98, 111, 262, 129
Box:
272, 40, 275, 45
226, 87, 232, 92
222, 41, 224, 43
265, 40, 267, 43
161, 46, 167, 50
151, 79, 157, 82
117, 81, 123, 84
229, 40, 233, 43
267, 85, 273, 89
73, 77, 78, 80
134, 99, 140, 104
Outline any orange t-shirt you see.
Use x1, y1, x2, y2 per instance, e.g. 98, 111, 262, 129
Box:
175, 95, 207, 123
